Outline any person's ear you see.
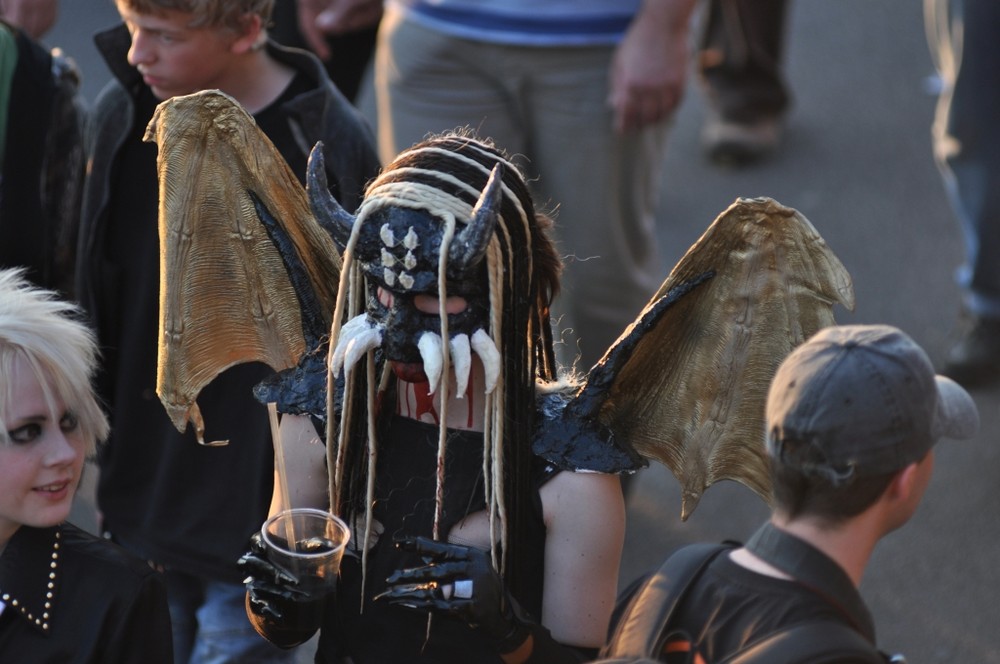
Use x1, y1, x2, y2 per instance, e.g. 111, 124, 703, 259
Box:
885, 462, 920, 503
878, 458, 930, 533
230, 13, 264, 54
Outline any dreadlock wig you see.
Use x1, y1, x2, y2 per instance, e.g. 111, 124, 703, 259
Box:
309, 132, 561, 601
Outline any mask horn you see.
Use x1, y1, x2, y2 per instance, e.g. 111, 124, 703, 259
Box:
307, 142, 357, 251
448, 163, 503, 272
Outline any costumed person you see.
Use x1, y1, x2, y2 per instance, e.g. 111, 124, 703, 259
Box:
240, 132, 626, 662
145, 91, 858, 663
0, 268, 172, 662
72, 0, 380, 661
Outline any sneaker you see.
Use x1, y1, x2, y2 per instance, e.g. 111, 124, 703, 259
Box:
941, 314, 1000, 388
701, 112, 782, 167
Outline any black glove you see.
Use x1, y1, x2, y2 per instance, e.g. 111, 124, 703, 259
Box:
237, 531, 328, 647
374, 536, 530, 654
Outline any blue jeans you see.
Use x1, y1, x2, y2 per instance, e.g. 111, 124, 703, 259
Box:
165, 570, 300, 664
927, 0, 1000, 318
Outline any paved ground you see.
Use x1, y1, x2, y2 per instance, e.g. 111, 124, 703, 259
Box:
49, 1, 999, 661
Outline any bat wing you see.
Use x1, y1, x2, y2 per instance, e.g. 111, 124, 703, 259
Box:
536, 197, 854, 519
145, 90, 341, 444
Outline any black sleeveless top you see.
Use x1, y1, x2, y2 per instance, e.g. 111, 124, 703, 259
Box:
320, 415, 554, 663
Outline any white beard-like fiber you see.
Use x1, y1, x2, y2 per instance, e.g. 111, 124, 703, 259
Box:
332, 317, 502, 395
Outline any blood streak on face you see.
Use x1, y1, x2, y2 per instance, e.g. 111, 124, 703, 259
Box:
396, 369, 479, 427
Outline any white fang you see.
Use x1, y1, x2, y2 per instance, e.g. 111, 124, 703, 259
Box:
450, 334, 472, 397
471, 329, 500, 393
331, 314, 383, 376
418, 332, 444, 394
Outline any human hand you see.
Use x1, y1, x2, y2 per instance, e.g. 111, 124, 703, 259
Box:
296, 0, 383, 60
376, 536, 530, 654
607, 0, 695, 134
0, 0, 57, 39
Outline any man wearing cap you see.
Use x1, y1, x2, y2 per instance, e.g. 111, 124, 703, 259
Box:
598, 324, 979, 663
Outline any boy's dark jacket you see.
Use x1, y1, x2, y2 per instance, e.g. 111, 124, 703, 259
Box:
76, 23, 379, 329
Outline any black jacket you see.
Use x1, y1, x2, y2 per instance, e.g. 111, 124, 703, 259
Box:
0, 21, 84, 293
0, 523, 172, 663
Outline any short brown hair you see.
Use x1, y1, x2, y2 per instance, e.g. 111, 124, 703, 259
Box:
770, 457, 899, 525
115, 0, 274, 31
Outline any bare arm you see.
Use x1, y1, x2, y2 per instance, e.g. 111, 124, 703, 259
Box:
608, 0, 698, 134
540, 470, 626, 648
267, 413, 329, 515
242, 414, 330, 648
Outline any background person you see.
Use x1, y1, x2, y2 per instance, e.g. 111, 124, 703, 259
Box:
0, 18, 83, 295
698, 0, 791, 166
372, 0, 697, 370
926, 0, 1000, 388
73, 1, 380, 661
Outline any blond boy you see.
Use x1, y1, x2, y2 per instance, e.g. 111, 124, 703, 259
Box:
74, 2, 379, 661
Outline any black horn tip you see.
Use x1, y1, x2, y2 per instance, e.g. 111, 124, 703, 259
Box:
307, 144, 328, 189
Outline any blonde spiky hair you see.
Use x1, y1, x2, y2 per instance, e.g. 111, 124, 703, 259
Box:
0, 269, 109, 455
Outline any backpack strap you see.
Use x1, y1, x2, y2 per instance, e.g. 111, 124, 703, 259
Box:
600, 542, 736, 659
725, 619, 888, 664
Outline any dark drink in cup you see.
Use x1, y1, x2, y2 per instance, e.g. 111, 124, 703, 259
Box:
261, 508, 351, 631
282, 573, 332, 632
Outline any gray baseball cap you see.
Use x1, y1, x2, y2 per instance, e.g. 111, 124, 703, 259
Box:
766, 324, 979, 483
